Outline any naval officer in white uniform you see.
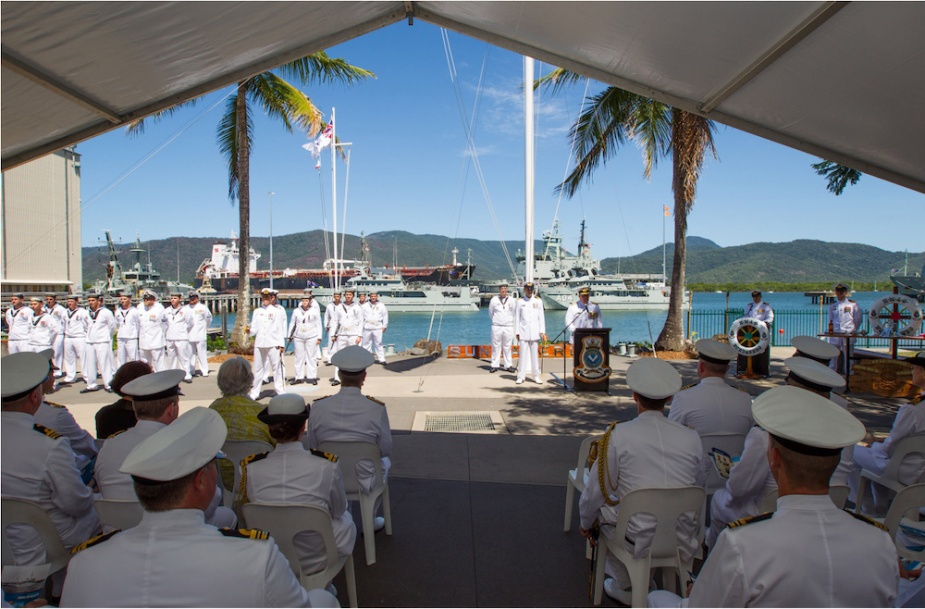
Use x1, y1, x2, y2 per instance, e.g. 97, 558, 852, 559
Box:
514, 282, 547, 385
362, 291, 389, 364
488, 283, 516, 373
288, 290, 323, 385
115, 292, 141, 367
82, 291, 117, 393
62, 294, 90, 384
330, 288, 364, 386
249, 288, 288, 399
828, 282, 864, 373
137, 290, 168, 372
650, 386, 897, 608
164, 292, 194, 383
61, 406, 336, 608
579, 358, 704, 604
323, 290, 342, 364
564, 286, 603, 345
186, 291, 212, 377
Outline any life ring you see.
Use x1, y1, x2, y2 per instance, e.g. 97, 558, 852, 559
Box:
868, 294, 923, 337
728, 317, 770, 357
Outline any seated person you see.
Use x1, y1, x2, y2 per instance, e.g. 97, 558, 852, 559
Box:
94, 361, 151, 439
241, 393, 356, 578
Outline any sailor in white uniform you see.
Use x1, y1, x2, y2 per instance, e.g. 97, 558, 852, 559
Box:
62, 294, 90, 384
488, 283, 516, 373
1, 352, 100, 567
82, 291, 117, 393
579, 358, 704, 604
330, 288, 364, 386
288, 290, 323, 385
61, 406, 334, 608
738, 289, 774, 376
514, 282, 547, 385
307, 346, 392, 530
828, 282, 864, 373
26, 296, 61, 354
362, 291, 389, 364
242, 393, 356, 576
137, 290, 168, 372
185, 292, 212, 377
164, 292, 194, 382
115, 292, 141, 367
849, 351, 925, 515
564, 286, 603, 345
668, 339, 753, 437
323, 291, 342, 364
791, 334, 841, 367
44, 293, 68, 374
249, 288, 288, 399
650, 386, 897, 608
5, 292, 33, 354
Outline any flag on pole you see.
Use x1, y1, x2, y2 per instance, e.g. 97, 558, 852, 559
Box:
302, 121, 334, 159
663, 205, 670, 217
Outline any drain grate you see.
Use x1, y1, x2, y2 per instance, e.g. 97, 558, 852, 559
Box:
425, 413, 496, 432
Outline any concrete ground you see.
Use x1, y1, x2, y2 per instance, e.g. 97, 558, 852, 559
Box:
48, 346, 906, 607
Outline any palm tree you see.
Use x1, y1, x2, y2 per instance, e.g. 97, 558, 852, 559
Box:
131, 53, 373, 352
537, 69, 716, 351
812, 160, 862, 195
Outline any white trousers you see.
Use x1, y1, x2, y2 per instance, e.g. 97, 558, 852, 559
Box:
362, 328, 385, 362
189, 339, 209, 376
63, 337, 87, 383
139, 347, 166, 372
293, 337, 320, 381
166, 339, 192, 380
52, 335, 65, 373
828, 336, 855, 373
84, 342, 116, 390
117, 338, 138, 368
250, 346, 284, 398
491, 325, 513, 368
517, 339, 542, 381
7, 340, 28, 354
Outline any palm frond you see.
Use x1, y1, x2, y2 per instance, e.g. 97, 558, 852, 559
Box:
248, 73, 323, 136
627, 98, 672, 180
125, 100, 198, 137
534, 67, 584, 94
277, 52, 375, 86
812, 160, 862, 195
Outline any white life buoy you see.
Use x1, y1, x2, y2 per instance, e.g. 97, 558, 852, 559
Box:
868, 294, 923, 337
728, 317, 770, 357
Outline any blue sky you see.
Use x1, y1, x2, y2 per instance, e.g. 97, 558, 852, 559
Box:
77, 22, 923, 265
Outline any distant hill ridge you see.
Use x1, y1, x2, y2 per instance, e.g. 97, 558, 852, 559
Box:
81, 231, 923, 287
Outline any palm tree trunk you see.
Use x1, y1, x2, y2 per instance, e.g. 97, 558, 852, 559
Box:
231, 88, 252, 353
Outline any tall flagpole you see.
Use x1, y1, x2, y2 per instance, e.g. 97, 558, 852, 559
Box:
331, 108, 338, 290
524, 56, 535, 283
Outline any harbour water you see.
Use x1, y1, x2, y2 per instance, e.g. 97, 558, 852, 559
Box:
213, 291, 892, 353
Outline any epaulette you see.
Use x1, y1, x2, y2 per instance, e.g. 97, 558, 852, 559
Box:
107, 429, 128, 440
33, 424, 61, 439
45, 400, 67, 409
845, 510, 890, 532
727, 512, 774, 529
310, 449, 338, 463
220, 527, 269, 540
71, 529, 120, 554
312, 395, 333, 402
911, 395, 922, 405
679, 382, 699, 391
240, 452, 270, 467
733, 385, 749, 394
366, 395, 386, 406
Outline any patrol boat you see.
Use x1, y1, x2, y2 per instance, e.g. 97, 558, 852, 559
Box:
311, 270, 480, 313
890, 254, 925, 303
94, 231, 193, 298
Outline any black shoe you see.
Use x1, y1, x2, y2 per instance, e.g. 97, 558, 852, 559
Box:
193, 371, 203, 378
264, 376, 273, 385
311, 379, 318, 385
57, 380, 72, 387
291, 379, 303, 385
79, 387, 101, 394
183, 378, 193, 384
104, 387, 113, 393
379, 360, 387, 365
507, 366, 516, 373
330, 379, 341, 386
489, 367, 497, 373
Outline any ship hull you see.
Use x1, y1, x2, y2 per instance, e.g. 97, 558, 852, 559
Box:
539, 285, 688, 311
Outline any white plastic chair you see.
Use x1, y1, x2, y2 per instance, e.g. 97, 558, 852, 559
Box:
700, 432, 746, 495
94, 498, 143, 531
221, 439, 273, 511
856, 433, 925, 514
1, 497, 71, 592
564, 435, 602, 532
242, 502, 357, 607
591, 486, 706, 607
318, 441, 392, 566
881, 483, 925, 563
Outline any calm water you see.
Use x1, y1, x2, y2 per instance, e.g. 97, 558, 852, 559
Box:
214, 291, 890, 352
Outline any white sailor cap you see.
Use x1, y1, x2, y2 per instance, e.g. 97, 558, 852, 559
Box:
87, 290, 103, 300
142, 290, 157, 300
188, 291, 200, 299
1, 352, 51, 399
66, 293, 79, 301
791, 335, 840, 362
498, 283, 509, 288
120, 370, 186, 402
258, 393, 309, 424
695, 339, 736, 364
626, 358, 682, 400
259, 288, 274, 296
169, 292, 183, 298
302, 289, 313, 297
343, 287, 356, 294
12, 292, 24, 299
753, 385, 864, 455
28, 296, 42, 304
833, 282, 849, 291
120, 407, 227, 481
785, 357, 846, 391
44, 292, 58, 299
578, 286, 591, 296
331, 345, 375, 372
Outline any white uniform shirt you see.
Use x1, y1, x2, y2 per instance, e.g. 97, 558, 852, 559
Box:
34, 400, 99, 464
45, 303, 68, 329
667, 377, 754, 437
514, 296, 546, 341
307, 387, 392, 492
363, 301, 389, 331
95, 420, 167, 499
709, 425, 776, 542
862, 397, 925, 484
186, 302, 213, 342
28, 312, 61, 348
332, 302, 364, 338
579, 411, 705, 561
249, 304, 288, 348
1, 412, 99, 564
689, 495, 897, 607
244, 442, 354, 573
60, 509, 315, 608
137, 302, 168, 349
64, 307, 90, 338
115, 305, 141, 340
5, 304, 34, 340
164, 304, 193, 341
565, 300, 603, 343
86, 306, 117, 343
488, 294, 516, 327
324, 303, 339, 332
743, 300, 774, 324
828, 298, 863, 333
288, 302, 323, 339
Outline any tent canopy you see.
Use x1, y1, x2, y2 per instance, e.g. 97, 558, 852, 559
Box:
2, 2, 923, 193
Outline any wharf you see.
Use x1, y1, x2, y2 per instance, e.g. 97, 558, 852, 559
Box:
53, 347, 904, 607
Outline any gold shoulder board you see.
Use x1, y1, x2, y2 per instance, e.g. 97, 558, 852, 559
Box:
312, 395, 333, 402
45, 400, 67, 409
33, 424, 61, 439
107, 429, 128, 440
220, 528, 269, 540
846, 510, 890, 532
71, 530, 120, 554
240, 452, 270, 467
310, 449, 338, 463
366, 395, 386, 406
727, 511, 774, 529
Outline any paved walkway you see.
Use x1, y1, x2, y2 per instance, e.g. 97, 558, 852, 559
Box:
50, 347, 906, 607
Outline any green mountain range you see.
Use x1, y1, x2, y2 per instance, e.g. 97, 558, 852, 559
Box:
81, 231, 924, 289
